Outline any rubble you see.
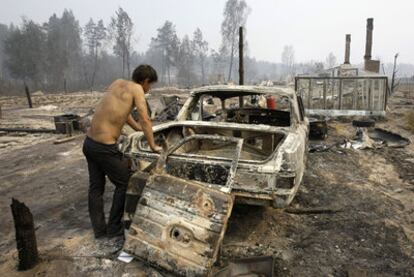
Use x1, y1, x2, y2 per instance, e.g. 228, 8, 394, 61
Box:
214, 256, 274, 277
340, 127, 410, 150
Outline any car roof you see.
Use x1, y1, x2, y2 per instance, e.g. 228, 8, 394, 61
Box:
190, 85, 296, 98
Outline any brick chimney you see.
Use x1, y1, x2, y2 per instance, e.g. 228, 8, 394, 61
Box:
364, 18, 373, 65
344, 34, 351, 64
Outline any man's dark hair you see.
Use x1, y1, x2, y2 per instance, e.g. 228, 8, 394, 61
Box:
132, 64, 158, 84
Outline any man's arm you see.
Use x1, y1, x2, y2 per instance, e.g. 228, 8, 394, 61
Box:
127, 114, 142, 131
133, 86, 162, 152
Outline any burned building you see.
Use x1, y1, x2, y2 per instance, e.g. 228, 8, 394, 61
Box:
295, 18, 388, 117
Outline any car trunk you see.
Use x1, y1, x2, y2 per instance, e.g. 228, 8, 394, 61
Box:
140, 124, 286, 162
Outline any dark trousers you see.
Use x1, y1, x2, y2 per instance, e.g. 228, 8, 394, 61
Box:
82, 136, 131, 237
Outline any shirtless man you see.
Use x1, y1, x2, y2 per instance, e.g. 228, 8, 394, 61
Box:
82, 64, 161, 238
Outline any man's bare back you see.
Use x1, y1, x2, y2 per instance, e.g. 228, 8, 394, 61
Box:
87, 79, 160, 151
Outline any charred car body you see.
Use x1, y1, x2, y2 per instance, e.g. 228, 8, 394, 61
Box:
121, 86, 309, 275
123, 86, 309, 208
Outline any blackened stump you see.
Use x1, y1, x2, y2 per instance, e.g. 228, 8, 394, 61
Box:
10, 198, 39, 270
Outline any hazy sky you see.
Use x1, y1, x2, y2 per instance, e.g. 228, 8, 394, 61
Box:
0, 0, 413, 64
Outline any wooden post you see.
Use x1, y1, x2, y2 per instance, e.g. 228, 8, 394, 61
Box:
368, 79, 372, 111
65, 122, 73, 137
24, 82, 33, 109
238, 26, 244, 86
390, 53, 399, 95
10, 198, 39, 270
238, 26, 244, 108
353, 79, 358, 110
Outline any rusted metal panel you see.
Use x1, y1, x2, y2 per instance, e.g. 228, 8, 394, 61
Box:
123, 174, 234, 276
124, 135, 243, 276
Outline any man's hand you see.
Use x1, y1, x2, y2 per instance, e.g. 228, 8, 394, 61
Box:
150, 144, 162, 153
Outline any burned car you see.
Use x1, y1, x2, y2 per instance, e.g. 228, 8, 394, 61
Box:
121, 86, 309, 275
123, 85, 309, 208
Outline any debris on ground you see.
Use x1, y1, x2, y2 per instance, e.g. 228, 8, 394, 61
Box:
214, 256, 274, 277
309, 118, 328, 140
368, 128, 410, 148
309, 143, 332, 153
54, 113, 81, 134
352, 118, 376, 128
340, 127, 410, 150
340, 127, 379, 149
36, 104, 58, 111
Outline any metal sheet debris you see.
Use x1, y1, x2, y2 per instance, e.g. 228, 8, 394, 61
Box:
117, 251, 134, 263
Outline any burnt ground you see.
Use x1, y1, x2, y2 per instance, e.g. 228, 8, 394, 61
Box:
0, 89, 413, 276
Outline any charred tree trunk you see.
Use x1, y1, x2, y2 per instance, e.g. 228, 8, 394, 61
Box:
10, 198, 39, 270
24, 82, 33, 108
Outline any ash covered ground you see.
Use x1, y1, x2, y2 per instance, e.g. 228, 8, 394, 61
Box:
0, 88, 413, 276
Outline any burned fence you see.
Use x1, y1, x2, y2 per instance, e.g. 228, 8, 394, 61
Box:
295, 76, 388, 116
